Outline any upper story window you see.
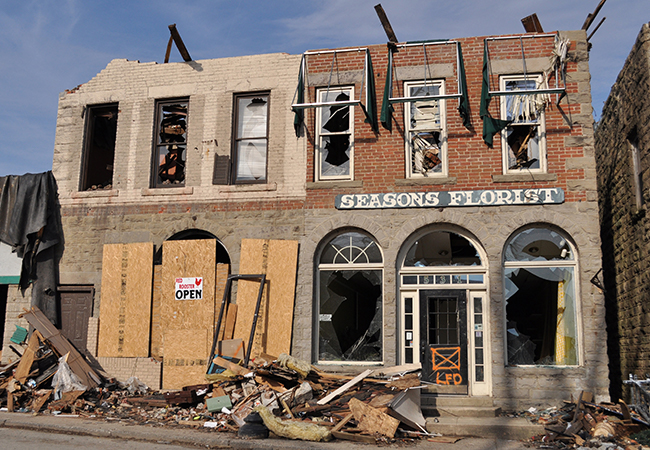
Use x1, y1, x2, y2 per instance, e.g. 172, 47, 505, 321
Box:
316, 87, 354, 181
80, 104, 118, 191
404, 80, 447, 178
153, 99, 188, 188
233, 93, 269, 184
500, 75, 547, 174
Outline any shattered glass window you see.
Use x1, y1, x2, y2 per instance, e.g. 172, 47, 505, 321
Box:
501, 75, 546, 172
405, 81, 446, 177
234, 94, 269, 183
403, 231, 481, 267
317, 231, 383, 362
316, 88, 353, 180
81, 104, 118, 191
504, 227, 578, 366
153, 99, 188, 187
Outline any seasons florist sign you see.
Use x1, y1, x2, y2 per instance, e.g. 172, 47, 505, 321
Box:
335, 188, 564, 210
175, 277, 203, 300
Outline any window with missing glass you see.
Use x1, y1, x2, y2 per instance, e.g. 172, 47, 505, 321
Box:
504, 227, 579, 366
404, 80, 447, 178
80, 104, 118, 191
500, 75, 547, 173
317, 231, 383, 363
316, 87, 354, 181
152, 99, 188, 188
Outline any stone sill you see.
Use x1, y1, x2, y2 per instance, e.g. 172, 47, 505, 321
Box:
215, 182, 277, 193
141, 186, 194, 196
395, 176, 457, 186
307, 180, 363, 190
71, 189, 119, 199
492, 173, 557, 183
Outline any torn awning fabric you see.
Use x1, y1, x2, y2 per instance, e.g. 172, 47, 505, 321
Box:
0, 171, 62, 325
292, 54, 306, 137
480, 41, 511, 146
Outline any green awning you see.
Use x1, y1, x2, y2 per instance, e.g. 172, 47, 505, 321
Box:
480, 41, 510, 146
457, 43, 471, 128
292, 54, 306, 137
361, 49, 378, 132
380, 46, 395, 131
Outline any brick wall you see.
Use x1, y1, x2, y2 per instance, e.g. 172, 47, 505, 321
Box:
595, 22, 650, 401
96, 356, 162, 389
1, 285, 31, 365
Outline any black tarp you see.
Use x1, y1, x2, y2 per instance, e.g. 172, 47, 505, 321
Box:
0, 171, 61, 325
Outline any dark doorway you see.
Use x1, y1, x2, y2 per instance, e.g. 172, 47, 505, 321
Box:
420, 289, 468, 394
58, 286, 94, 352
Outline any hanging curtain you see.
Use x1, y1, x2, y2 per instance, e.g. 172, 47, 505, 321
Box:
292, 54, 306, 137
555, 279, 566, 364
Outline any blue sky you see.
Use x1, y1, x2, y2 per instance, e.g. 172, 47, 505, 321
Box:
0, 0, 647, 176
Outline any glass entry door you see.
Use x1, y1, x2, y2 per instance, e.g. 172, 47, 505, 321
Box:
420, 289, 468, 394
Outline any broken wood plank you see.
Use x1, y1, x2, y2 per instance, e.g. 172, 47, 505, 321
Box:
14, 331, 41, 383
332, 412, 354, 432
332, 430, 375, 444
168, 24, 192, 61
317, 369, 374, 405
19, 307, 101, 388
31, 389, 52, 413
212, 356, 250, 376
349, 397, 399, 438
223, 304, 237, 341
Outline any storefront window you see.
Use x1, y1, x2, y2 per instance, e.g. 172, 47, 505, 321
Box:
504, 227, 578, 366
317, 231, 383, 362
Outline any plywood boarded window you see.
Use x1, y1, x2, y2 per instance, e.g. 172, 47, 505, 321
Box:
317, 231, 383, 363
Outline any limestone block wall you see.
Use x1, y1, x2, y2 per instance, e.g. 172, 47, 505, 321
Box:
1, 285, 32, 365
595, 22, 650, 401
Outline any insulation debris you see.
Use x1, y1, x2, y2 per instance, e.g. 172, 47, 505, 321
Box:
254, 405, 332, 442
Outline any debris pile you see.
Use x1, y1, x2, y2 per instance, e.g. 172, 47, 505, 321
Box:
1, 309, 431, 444
524, 391, 649, 449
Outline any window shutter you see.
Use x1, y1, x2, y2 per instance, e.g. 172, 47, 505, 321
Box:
212, 155, 230, 185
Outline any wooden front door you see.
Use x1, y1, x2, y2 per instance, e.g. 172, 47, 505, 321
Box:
58, 286, 94, 352
420, 289, 468, 394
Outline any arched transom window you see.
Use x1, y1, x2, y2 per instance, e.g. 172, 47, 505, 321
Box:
317, 231, 383, 363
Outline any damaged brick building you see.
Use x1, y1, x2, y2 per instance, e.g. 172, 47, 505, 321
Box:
595, 22, 650, 401
1, 26, 609, 410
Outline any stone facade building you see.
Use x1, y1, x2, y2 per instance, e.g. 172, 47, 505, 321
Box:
595, 22, 650, 401
1, 28, 609, 410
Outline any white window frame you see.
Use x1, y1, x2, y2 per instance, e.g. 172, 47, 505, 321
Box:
315, 86, 354, 181
499, 74, 547, 174
503, 228, 582, 367
404, 80, 448, 178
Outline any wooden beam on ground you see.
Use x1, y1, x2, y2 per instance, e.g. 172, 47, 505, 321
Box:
317, 369, 373, 405
168, 24, 192, 61
213, 356, 250, 376
14, 331, 41, 383
332, 430, 375, 444
332, 412, 354, 432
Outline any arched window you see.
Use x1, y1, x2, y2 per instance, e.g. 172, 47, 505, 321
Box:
504, 227, 578, 366
317, 231, 383, 363
403, 231, 481, 267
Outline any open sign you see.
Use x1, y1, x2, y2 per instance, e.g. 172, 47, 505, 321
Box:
175, 277, 203, 300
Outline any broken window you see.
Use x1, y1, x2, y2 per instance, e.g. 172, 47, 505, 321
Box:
80, 104, 118, 191
504, 227, 578, 366
316, 87, 353, 180
404, 81, 447, 177
403, 231, 481, 267
153, 99, 188, 187
500, 75, 546, 173
233, 93, 269, 183
317, 231, 382, 362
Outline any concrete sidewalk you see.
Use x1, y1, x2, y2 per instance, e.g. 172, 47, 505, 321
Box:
0, 411, 537, 449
